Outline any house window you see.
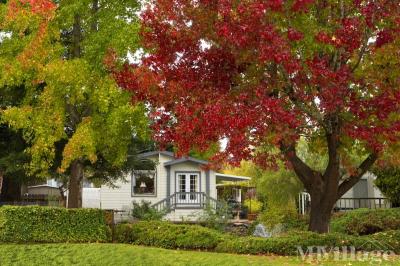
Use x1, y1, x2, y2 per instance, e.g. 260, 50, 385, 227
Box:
132, 170, 156, 196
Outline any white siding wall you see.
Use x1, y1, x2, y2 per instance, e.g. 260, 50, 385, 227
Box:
99, 153, 218, 221
365, 172, 384, 198
336, 172, 386, 209
341, 173, 383, 199
99, 154, 166, 212
157, 154, 171, 201
99, 175, 132, 211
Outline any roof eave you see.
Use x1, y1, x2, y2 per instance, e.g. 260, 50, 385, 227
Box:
164, 157, 209, 166
138, 151, 175, 159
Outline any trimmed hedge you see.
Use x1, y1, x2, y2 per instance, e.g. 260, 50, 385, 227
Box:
216, 230, 400, 255
116, 221, 223, 250
331, 208, 400, 235
116, 221, 400, 255
2, 205, 397, 256
215, 231, 351, 255
0, 206, 110, 243
365, 230, 400, 253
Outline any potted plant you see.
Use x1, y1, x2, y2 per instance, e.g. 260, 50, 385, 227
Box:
244, 198, 262, 221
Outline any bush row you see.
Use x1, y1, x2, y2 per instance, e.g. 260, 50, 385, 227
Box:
1, 206, 398, 256
215, 231, 400, 255
0, 206, 110, 243
116, 221, 400, 255
116, 221, 223, 250
331, 208, 400, 235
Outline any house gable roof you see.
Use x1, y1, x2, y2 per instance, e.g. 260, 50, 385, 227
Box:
137, 151, 252, 180
138, 151, 209, 166
164, 157, 208, 166
138, 150, 175, 158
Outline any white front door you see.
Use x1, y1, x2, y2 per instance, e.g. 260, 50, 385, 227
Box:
177, 173, 199, 204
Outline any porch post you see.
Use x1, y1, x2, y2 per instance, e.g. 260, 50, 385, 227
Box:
206, 170, 210, 196
166, 166, 171, 197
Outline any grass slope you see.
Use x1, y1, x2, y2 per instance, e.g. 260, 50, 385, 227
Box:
0, 244, 398, 266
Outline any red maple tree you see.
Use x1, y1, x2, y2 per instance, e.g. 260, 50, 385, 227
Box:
115, 0, 400, 232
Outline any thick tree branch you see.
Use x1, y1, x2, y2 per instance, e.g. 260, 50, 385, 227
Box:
71, 15, 82, 59
323, 115, 341, 181
280, 143, 318, 191
91, 0, 99, 32
337, 153, 378, 199
351, 30, 370, 72
281, 83, 325, 130
0, 170, 3, 195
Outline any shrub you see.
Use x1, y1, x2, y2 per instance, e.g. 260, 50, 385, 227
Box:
0, 206, 110, 243
373, 166, 400, 207
196, 203, 232, 231
243, 199, 262, 214
216, 230, 400, 255
131, 200, 166, 221
364, 230, 400, 253
331, 208, 400, 235
258, 203, 307, 232
116, 221, 223, 250
116, 220, 400, 255
215, 231, 349, 255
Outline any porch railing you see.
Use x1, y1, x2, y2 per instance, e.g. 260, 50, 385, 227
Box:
298, 192, 391, 214
152, 192, 222, 213
335, 197, 391, 211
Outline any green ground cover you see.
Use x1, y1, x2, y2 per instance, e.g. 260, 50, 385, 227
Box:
0, 244, 398, 266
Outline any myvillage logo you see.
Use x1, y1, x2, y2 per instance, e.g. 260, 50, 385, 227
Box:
297, 239, 396, 262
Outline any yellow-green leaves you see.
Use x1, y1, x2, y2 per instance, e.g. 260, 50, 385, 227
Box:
61, 117, 97, 172
2, 85, 66, 176
0, 0, 147, 177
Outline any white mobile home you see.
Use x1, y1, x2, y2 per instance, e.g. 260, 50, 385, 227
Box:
100, 151, 250, 221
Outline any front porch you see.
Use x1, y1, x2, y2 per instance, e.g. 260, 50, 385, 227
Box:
216, 176, 255, 221
152, 173, 252, 220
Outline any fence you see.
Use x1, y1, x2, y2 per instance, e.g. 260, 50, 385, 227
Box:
298, 192, 391, 215
82, 188, 101, 208
335, 197, 391, 211
0, 194, 62, 207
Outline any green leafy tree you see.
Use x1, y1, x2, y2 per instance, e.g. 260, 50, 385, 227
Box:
0, 78, 32, 200
224, 160, 303, 226
0, 0, 148, 207
373, 167, 400, 207
0, 122, 30, 201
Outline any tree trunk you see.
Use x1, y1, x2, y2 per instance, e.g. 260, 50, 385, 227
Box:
91, 0, 99, 32
71, 15, 82, 59
308, 188, 337, 233
67, 160, 83, 208
281, 113, 377, 234
0, 170, 3, 196
58, 185, 67, 207
66, 14, 84, 209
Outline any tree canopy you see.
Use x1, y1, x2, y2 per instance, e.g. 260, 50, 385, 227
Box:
115, 0, 400, 232
0, 0, 148, 206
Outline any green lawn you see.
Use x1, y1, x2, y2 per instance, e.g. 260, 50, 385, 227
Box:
0, 244, 398, 266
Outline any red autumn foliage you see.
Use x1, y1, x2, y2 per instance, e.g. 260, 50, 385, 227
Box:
115, 0, 400, 170
7, 0, 56, 19
90, 0, 400, 232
